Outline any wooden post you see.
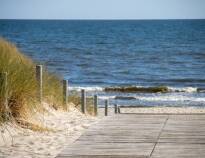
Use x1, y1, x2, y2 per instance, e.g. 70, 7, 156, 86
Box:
118, 106, 121, 114
36, 65, 43, 103
114, 104, 118, 114
94, 95, 98, 116
63, 80, 68, 106
81, 89, 86, 114
105, 100, 108, 116
0, 72, 8, 110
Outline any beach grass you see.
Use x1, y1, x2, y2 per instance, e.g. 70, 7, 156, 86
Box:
68, 92, 95, 115
0, 38, 65, 123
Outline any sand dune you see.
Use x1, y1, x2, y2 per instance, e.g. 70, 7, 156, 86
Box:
0, 103, 98, 158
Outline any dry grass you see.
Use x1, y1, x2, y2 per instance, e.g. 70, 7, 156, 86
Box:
0, 38, 65, 123
16, 119, 54, 132
68, 92, 95, 115
0, 38, 95, 130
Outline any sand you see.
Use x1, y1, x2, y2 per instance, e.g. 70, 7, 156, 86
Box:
97, 106, 205, 115
1, 104, 205, 158
119, 106, 205, 114
0, 103, 98, 158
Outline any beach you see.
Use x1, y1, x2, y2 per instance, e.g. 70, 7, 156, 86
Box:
0, 0, 205, 157
1, 103, 205, 158
97, 106, 205, 115
0, 103, 98, 158
0, 19, 205, 158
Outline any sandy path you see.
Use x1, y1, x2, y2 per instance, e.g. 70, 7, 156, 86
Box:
0, 103, 98, 158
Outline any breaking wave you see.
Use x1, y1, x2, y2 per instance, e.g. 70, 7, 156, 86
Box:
69, 85, 203, 93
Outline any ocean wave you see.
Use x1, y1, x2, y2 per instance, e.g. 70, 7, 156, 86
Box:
69, 85, 202, 93
166, 78, 205, 83
105, 86, 168, 93
197, 88, 205, 93
69, 86, 104, 92
98, 96, 116, 100
104, 86, 199, 93
134, 95, 189, 102
168, 87, 197, 93
114, 94, 205, 103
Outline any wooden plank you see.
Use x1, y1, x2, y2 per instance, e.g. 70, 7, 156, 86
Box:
151, 114, 205, 158
57, 115, 166, 158
57, 114, 205, 158
57, 156, 149, 158
158, 115, 205, 144
151, 143, 205, 158
59, 143, 154, 156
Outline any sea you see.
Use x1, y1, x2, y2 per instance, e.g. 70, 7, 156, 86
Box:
0, 19, 205, 107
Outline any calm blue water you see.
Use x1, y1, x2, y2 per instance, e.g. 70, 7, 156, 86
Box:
1, 20, 205, 107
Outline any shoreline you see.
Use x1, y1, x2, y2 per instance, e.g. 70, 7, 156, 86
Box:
98, 106, 205, 114
119, 106, 205, 114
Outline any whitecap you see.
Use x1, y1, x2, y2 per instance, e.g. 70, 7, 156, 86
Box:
69, 86, 104, 92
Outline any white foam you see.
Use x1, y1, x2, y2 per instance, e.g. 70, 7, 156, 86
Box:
168, 86, 197, 93
135, 95, 205, 102
98, 96, 116, 100
69, 86, 104, 92
68, 85, 205, 105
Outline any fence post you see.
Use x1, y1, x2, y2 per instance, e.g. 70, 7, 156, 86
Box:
94, 95, 98, 116
81, 89, 86, 114
118, 106, 121, 114
105, 99, 108, 116
36, 65, 43, 103
114, 104, 118, 114
63, 80, 68, 107
0, 72, 8, 111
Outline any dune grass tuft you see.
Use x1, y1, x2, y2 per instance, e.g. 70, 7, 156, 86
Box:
0, 38, 65, 123
68, 92, 95, 116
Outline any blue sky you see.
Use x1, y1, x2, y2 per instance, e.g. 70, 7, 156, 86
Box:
0, 0, 205, 19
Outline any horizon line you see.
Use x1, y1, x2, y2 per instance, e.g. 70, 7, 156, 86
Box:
0, 18, 205, 21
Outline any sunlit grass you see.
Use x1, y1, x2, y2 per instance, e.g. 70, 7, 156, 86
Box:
0, 38, 65, 123
68, 91, 95, 115
0, 38, 95, 127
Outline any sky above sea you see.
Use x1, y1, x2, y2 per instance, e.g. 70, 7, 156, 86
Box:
0, 0, 205, 19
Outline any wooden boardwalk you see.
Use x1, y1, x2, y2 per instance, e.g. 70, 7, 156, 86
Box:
57, 114, 205, 158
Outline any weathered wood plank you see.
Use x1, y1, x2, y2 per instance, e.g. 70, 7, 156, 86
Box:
57, 156, 149, 158
151, 143, 205, 158
61, 143, 155, 155
57, 114, 166, 158
151, 115, 205, 158
57, 114, 205, 158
